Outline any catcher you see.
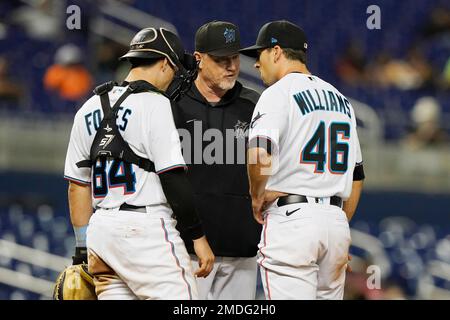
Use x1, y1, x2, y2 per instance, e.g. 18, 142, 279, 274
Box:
56, 27, 213, 300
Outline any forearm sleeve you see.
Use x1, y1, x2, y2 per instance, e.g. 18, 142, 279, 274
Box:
353, 163, 365, 181
158, 168, 204, 240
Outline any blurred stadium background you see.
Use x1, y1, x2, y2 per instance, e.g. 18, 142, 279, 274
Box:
0, 0, 449, 300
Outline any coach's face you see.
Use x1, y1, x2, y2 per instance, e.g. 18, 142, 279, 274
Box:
196, 52, 240, 91
254, 48, 276, 86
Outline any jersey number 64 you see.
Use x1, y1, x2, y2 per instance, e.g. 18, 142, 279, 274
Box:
92, 158, 136, 198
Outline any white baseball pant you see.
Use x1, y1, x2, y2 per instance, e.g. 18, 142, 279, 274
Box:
190, 255, 258, 300
258, 199, 351, 300
86, 206, 198, 300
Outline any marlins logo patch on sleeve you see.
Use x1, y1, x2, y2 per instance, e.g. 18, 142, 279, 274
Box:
250, 112, 266, 129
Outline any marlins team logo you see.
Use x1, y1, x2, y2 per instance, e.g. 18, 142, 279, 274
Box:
234, 120, 249, 139
250, 112, 266, 129
224, 28, 236, 43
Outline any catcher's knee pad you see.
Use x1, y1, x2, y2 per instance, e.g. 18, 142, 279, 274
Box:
53, 264, 97, 300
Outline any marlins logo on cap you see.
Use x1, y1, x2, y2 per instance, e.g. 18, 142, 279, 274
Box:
224, 28, 236, 43
195, 21, 241, 57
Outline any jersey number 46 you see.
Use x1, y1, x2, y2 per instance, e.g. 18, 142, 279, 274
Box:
301, 121, 350, 174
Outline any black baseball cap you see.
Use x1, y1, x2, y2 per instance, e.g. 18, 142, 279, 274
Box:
240, 20, 308, 58
120, 27, 186, 69
195, 21, 241, 57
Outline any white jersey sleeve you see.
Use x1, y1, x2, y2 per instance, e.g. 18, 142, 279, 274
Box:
248, 87, 288, 153
146, 98, 186, 174
64, 111, 92, 185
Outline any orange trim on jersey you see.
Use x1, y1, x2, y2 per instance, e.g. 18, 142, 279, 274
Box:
300, 148, 325, 174
299, 121, 326, 174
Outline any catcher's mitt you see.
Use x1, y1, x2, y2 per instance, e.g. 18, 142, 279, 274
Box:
53, 263, 97, 300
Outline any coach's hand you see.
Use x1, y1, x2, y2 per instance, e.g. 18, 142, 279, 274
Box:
193, 236, 215, 278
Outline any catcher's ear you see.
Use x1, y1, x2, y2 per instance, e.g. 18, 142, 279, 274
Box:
162, 58, 171, 71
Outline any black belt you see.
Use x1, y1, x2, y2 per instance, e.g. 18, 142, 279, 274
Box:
119, 203, 147, 213
277, 195, 342, 208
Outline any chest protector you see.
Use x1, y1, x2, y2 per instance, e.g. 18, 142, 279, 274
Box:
76, 80, 165, 172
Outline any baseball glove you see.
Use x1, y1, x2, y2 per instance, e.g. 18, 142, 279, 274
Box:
53, 263, 97, 300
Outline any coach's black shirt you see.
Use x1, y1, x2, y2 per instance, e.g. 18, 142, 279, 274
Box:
171, 81, 262, 257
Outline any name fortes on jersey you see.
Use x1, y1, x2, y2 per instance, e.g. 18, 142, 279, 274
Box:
293, 89, 352, 119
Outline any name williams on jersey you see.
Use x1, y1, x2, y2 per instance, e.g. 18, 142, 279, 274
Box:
293, 89, 352, 119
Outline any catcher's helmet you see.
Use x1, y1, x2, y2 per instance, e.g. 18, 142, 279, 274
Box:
120, 27, 197, 100
120, 28, 185, 70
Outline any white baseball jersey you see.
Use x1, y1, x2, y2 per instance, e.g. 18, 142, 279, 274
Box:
64, 85, 186, 209
249, 73, 363, 200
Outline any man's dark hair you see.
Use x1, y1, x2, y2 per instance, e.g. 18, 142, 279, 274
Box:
128, 57, 162, 69
282, 48, 307, 64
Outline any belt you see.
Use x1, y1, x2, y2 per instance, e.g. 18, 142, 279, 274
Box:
119, 203, 147, 213
277, 195, 342, 208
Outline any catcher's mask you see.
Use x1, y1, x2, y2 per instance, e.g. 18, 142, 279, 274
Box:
166, 54, 198, 101
120, 27, 198, 100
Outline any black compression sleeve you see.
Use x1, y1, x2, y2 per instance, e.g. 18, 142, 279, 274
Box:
158, 168, 204, 240
353, 163, 365, 181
